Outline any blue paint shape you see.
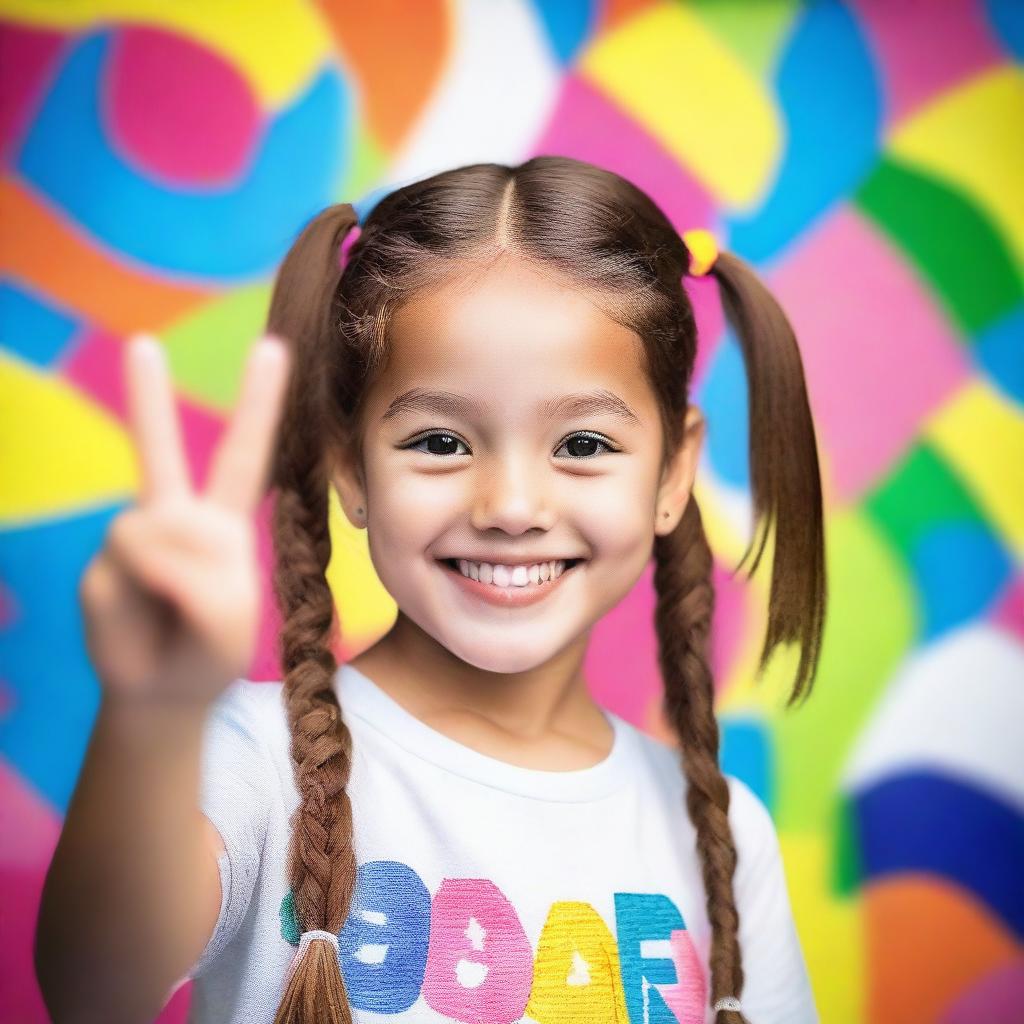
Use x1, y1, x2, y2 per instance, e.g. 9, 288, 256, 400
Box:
854, 770, 1024, 939
695, 328, 750, 489
975, 304, 1024, 405
17, 29, 349, 281
0, 502, 124, 811
720, 716, 773, 811
912, 522, 1011, 639
726, 0, 882, 266
530, 0, 599, 64
0, 279, 79, 366
985, 0, 1024, 60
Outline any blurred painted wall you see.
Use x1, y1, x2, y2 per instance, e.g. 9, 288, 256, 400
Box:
1, 1, 1022, 1021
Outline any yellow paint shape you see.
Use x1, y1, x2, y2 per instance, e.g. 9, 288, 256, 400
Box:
578, 2, 780, 207
325, 487, 397, 643
779, 832, 864, 1024
2, 0, 333, 106
889, 66, 1024, 265
924, 376, 1024, 559
0, 354, 138, 523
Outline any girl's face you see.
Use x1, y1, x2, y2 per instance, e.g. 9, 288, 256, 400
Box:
332, 258, 704, 675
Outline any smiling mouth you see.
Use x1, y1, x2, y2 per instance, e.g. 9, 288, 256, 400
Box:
438, 557, 584, 580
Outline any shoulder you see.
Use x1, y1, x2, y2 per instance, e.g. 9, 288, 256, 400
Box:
617, 718, 778, 854
723, 773, 780, 874
206, 678, 288, 752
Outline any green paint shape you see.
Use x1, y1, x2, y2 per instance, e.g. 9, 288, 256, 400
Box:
162, 283, 273, 411
864, 440, 985, 558
771, 508, 913, 833
694, 0, 800, 80
856, 156, 1023, 336
833, 791, 864, 898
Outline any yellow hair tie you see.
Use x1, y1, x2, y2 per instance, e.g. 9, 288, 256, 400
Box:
682, 228, 719, 277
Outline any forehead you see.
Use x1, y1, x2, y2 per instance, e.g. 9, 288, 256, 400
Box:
374, 260, 651, 411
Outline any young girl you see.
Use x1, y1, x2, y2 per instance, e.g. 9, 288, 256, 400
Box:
38, 156, 825, 1024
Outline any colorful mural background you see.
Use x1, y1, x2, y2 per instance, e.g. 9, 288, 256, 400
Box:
1, 1, 1021, 1021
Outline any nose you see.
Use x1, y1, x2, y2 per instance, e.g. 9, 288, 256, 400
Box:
469, 448, 556, 535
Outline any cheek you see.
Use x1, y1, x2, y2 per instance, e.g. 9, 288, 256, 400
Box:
577, 477, 654, 555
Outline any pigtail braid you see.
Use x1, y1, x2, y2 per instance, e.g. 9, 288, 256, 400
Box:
654, 500, 749, 1024
655, 241, 827, 1021
266, 204, 362, 1022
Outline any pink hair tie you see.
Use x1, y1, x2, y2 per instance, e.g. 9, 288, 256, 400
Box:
338, 224, 362, 271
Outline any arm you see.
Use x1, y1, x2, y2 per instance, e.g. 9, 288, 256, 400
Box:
727, 775, 819, 1024
33, 334, 290, 1022
35, 696, 222, 1023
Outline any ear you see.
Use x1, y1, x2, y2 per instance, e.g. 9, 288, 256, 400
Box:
654, 404, 706, 536
327, 442, 368, 529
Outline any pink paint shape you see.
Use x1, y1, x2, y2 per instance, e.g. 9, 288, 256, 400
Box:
0, 757, 64, 1020
62, 329, 229, 491
687, 273, 727, 391
767, 205, 971, 504
588, 547, 755, 732
531, 72, 726, 386
250, 489, 285, 682
0, 23, 68, 166
1, 862, 51, 1022
939, 956, 1024, 1024
0, 756, 62, 869
708, 556, 753, 697
989, 574, 1024, 642
849, 0, 1006, 126
0, 575, 17, 629
586, 560, 660, 728
61, 328, 126, 419
104, 25, 261, 187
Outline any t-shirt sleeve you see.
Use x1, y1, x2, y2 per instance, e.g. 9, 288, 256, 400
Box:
726, 774, 819, 1024
184, 679, 276, 980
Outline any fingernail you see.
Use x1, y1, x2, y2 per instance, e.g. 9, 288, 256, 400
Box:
256, 335, 290, 364
130, 332, 165, 364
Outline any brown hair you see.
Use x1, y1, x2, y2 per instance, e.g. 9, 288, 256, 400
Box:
264, 156, 826, 1022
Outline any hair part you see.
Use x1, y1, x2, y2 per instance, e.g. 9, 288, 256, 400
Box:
263, 156, 826, 1023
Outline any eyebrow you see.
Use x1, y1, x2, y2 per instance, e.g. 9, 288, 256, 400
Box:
381, 387, 642, 425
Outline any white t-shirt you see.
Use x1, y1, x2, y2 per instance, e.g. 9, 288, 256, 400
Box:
179, 663, 817, 1023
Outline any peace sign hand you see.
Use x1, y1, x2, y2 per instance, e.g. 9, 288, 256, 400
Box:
80, 333, 292, 708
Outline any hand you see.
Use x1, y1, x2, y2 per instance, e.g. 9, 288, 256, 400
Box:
80, 333, 292, 707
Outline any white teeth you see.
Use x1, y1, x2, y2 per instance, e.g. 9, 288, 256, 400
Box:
454, 559, 570, 587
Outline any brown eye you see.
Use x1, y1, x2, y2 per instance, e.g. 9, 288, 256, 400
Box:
405, 432, 469, 456
555, 433, 617, 459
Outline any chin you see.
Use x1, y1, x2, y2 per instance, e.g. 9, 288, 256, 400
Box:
434, 626, 569, 676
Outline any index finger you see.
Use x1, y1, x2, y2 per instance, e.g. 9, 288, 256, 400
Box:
124, 333, 192, 503
204, 334, 292, 514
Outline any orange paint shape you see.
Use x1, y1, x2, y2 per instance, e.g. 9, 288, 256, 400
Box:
0, 176, 210, 334
317, 0, 451, 151
864, 875, 1019, 1024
